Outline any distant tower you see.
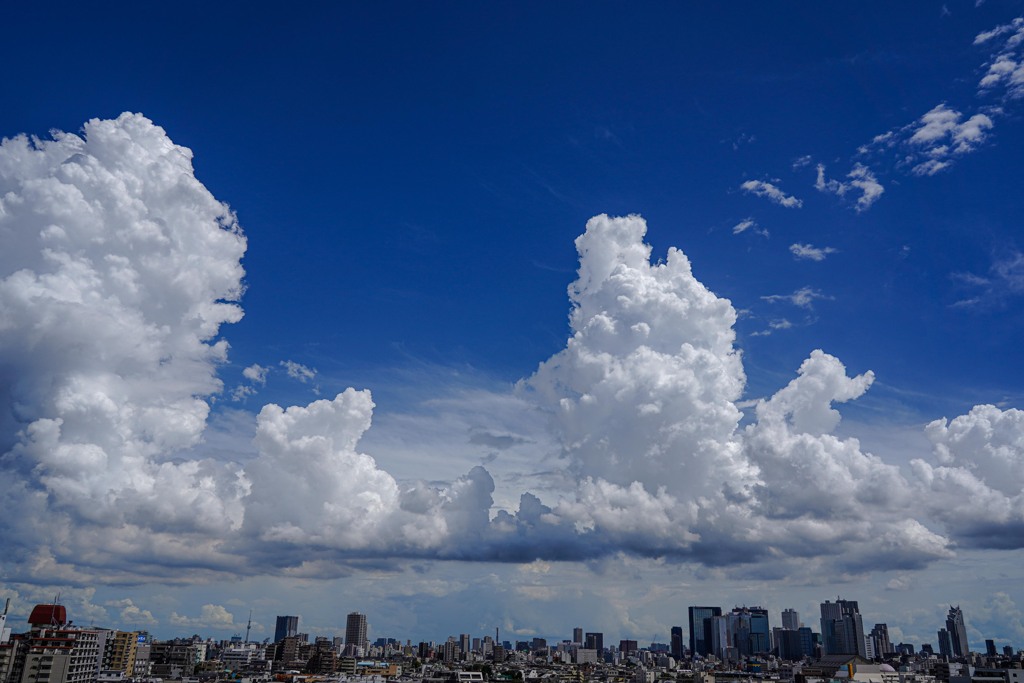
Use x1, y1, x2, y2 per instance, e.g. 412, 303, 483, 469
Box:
275, 616, 298, 643
946, 606, 968, 658
573, 627, 583, 645
870, 624, 892, 656
670, 626, 684, 660
782, 609, 800, 631
345, 612, 368, 651
938, 628, 952, 659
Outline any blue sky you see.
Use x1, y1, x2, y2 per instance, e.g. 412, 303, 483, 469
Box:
2, 1, 1024, 651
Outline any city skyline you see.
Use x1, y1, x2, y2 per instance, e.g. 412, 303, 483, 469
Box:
1, 1, 1023, 653
0, 595, 1008, 658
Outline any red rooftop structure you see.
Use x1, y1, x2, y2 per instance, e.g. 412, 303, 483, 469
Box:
27, 603, 67, 627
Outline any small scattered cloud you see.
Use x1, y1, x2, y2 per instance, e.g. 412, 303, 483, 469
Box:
281, 360, 317, 383
108, 598, 158, 626
243, 363, 269, 385
169, 604, 236, 630
750, 319, 794, 337
974, 17, 1021, 46
732, 217, 769, 237
790, 243, 838, 261
886, 575, 912, 591
740, 180, 803, 208
728, 132, 756, 150
859, 104, 997, 177
952, 251, 1024, 307
906, 104, 994, 175
231, 384, 258, 402
792, 155, 813, 170
762, 286, 832, 309
233, 363, 271, 402
814, 163, 885, 211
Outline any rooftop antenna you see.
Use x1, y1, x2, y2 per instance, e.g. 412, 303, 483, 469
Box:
245, 610, 252, 644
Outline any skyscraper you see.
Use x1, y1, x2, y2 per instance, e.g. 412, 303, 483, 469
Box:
870, 624, 892, 657
345, 612, 367, 652
670, 626, 683, 660
275, 616, 298, 643
782, 609, 800, 631
573, 627, 583, 645
938, 628, 952, 659
946, 606, 968, 658
688, 606, 722, 657
584, 632, 603, 654
820, 599, 866, 657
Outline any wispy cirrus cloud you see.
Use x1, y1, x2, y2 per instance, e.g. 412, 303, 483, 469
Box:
762, 286, 832, 309
952, 251, 1024, 307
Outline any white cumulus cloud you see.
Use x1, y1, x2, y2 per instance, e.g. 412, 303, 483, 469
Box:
0, 113, 249, 582
1, 115, 1020, 588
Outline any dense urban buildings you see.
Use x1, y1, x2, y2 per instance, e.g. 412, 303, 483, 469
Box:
0, 597, 1021, 683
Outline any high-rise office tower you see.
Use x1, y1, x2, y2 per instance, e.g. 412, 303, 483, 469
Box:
946, 606, 968, 658
870, 624, 892, 657
584, 632, 603, 654
670, 626, 683, 660
688, 606, 722, 657
275, 616, 298, 643
782, 609, 800, 631
749, 607, 770, 654
938, 629, 952, 659
985, 639, 997, 657
573, 628, 583, 645
726, 607, 770, 656
820, 599, 865, 657
709, 615, 730, 660
345, 612, 368, 651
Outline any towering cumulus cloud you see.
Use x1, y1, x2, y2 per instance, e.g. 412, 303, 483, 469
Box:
0, 114, 249, 581
519, 215, 753, 556
0, 115, 1018, 588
